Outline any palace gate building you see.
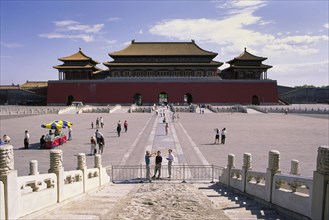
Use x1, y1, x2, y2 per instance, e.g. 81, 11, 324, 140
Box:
48, 40, 278, 105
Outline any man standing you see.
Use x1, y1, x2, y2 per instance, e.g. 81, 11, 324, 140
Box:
214, 128, 220, 144
68, 126, 72, 140
145, 151, 154, 183
166, 149, 175, 178
152, 151, 162, 179
24, 130, 29, 149
221, 128, 227, 144
124, 120, 128, 132
117, 121, 122, 137
100, 117, 104, 128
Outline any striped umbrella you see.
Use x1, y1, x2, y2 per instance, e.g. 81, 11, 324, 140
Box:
54, 120, 73, 127
41, 121, 64, 129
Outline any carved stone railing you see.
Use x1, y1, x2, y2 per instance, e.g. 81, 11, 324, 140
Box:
272, 174, 313, 217
0, 145, 110, 220
219, 146, 329, 219
17, 174, 57, 217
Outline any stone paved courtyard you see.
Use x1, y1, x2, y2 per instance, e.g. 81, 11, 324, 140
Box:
1, 107, 328, 177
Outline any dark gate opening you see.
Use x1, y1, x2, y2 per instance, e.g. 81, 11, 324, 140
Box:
133, 93, 142, 106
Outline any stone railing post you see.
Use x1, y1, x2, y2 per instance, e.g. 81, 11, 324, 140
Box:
29, 160, 39, 175
0, 145, 19, 219
242, 153, 252, 192
77, 153, 87, 192
266, 150, 280, 202
94, 154, 109, 185
290, 159, 299, 176
226, 154, 235, 186
48, 149, 64, 203
311, 146, 329, 220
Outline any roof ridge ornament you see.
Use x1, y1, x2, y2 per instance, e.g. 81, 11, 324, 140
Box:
244, 47, 247, 52
79, 47, 82, 51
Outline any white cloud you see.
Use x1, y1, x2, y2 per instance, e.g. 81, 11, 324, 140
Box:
273, 60, 329, 74
39, 33, 94, 42
106, 40, 117, 44
39, 20, 104, 42
149, 0, 328, 57
138, 29, 143, 34
1, 42, 24, 48
107, 17, 120, 22
324, 23, 329, 29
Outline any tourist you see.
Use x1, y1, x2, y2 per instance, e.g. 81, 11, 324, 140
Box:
98, 135, 105, 154
0, 139, 3, 145
145, 150, 155, 182
3, 134, 10, 144
221, 128, 227, 144
91, 122, 94, 129
214, 128, 220, 144
96, 118, 99, 129
152, 151, 162, 179
95, 129, 103, 146
54, 128, 60, 136
40, 135, 46, 149
166, 149, 175, 178
165, 123, 169, 136
24, 130, 30, 149
68, 126, 72, 140
124, 120, 128, 132
90, 136, 97, 155
117, 121, 122, 137
100, 117, 104, 128
49, 130, 53, 136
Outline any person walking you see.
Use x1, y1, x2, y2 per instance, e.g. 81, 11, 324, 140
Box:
68, 126, 72, 140
24, 130, 29, 149
100, 117, 104, 128
145, 151, 155, 183
124, 120, 128, 132
95, 129, 103, 148
152, 151, 162, 179
214, 128, 220, 144
96, 118, 99, 129
117, 121, 122, 137
165, 123, 169, 136
90, 136, 97, 155
166, 149, 175, 178
98, 135, 105, 154
221, 128, 227, 144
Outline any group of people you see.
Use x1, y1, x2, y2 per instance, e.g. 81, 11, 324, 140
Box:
0, 132, 29, 149
91, 129, 105, 155
145, 149, 175, 182
91, 117, 104, 129
214, 128, 227, 144
116, 120, 128, 137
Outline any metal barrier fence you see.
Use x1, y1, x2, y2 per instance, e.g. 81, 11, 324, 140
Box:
107, 164, 224, 183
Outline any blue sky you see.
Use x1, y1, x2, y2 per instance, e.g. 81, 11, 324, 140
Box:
1, 0, 328, 87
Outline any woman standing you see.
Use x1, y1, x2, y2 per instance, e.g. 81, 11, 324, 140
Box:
24, 130, 29, 149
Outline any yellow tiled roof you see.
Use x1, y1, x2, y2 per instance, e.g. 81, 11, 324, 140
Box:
109, 41, 217, 56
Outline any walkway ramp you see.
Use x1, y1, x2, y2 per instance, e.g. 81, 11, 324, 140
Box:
195, 183, 283, 219
246, 108, 263, 114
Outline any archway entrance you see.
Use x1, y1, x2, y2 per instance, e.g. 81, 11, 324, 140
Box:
67, 95, 74, 106
252, 95, 260, 105
159, 92, 168, 105
133, 93, 142, 106
184, 93, 193, 104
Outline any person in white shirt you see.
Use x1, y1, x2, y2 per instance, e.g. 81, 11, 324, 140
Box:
24, 130, 30, 149
221, 128, 227, 144
166, 149, 175, 178
3, 134, 11, 144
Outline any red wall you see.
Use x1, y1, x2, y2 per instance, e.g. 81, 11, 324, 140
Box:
47, 80, 278, 105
